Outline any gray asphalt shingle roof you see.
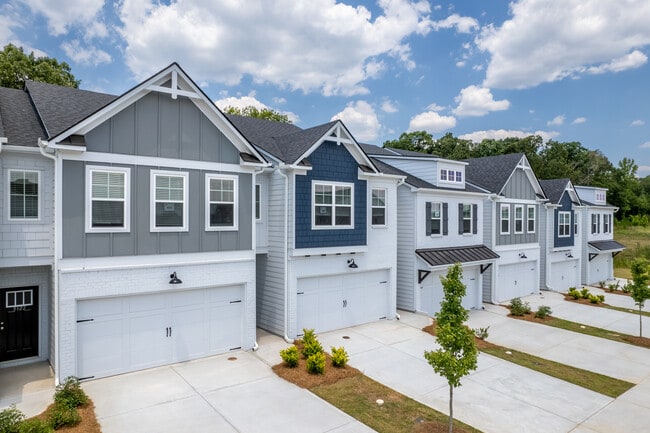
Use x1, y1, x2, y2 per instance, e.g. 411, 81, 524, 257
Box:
0, 86, 46, 147
464, 153, 525, 194
360, 143, 440, 158
539, 178, 572, 204
416, 244, 499, 267
25, 80, 117, 139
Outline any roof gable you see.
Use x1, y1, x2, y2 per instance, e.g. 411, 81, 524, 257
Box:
540, 178, 581, 205
465, 153, 545, 198
0, 86, 46, 147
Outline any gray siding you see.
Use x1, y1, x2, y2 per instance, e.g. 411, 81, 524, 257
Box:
396, 185, 416, 311
482, 266, 492, 302
496, 203, 538, 245
482, 199, 494, 302
502, 169, 536, 199
62, 160, 252, 258
84, 92, 239, 164
256, 171, 288, 335
0, 152, 54, 261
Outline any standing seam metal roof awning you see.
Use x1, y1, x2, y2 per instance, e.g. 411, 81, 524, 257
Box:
588, 240, 626, 252
416, 245, 500, 267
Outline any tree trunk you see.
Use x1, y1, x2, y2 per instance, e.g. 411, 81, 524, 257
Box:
640, 305, 644, 338
449, 385, 453, 433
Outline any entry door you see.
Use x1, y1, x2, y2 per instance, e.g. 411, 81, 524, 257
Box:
0, 286, 39, 362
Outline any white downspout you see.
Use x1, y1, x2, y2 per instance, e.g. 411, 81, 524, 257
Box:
251, 167, 265, 352
275, 166, 293, 343
39, 139, 59, 383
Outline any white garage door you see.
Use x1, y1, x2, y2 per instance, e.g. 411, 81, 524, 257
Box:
589, 254, 613, 284
420, 266, 481, 317
77, 285, 244, 379
496, 261, 537, 303
297, 270, 389, 334
549, 259, 579, 292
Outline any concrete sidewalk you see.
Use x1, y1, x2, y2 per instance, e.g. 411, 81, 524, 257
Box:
0, 362, 54, 417
316, 314, 617, 433
83, 349, 376, 433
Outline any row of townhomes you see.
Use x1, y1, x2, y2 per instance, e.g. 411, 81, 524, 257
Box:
0, 64, 625, 382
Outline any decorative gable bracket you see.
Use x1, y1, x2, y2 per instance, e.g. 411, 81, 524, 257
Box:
147, 70, 201, 100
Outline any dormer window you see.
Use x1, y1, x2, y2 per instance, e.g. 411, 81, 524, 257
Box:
440, 169, 462, 183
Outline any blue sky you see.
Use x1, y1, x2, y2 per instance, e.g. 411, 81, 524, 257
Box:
2, 0, 649, 175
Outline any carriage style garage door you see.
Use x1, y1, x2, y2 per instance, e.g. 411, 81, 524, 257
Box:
421, 267, 481, 317
589, 254, 613, 283
297, 270, 389, 334
549, 259, 579, 292
495, 261, 538, 303
77, 285, 244, 379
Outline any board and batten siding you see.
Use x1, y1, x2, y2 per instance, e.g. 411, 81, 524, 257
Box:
496, 169, 539, 246
61, 161, 252, 258
482, 198, 493, 302
395, 185, 416, 311
255, 170, 290, 335
539, 204, 550, 289
84, 92, 239, 163
501, 169, 536, 200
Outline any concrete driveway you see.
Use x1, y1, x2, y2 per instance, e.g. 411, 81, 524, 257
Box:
82, 345, 375, 433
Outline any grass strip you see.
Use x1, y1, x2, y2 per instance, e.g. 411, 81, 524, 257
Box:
564, 296, 650, 318
542, 316, 650, 349
311, 374, 482, 433
475, 339, 634, 398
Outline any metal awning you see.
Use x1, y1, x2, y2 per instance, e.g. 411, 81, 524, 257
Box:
588, 240, 626, 252
416, 245, 499, 267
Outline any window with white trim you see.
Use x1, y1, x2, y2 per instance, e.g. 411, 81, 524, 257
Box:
500, 204, 510, 234
86, 166, 130, 232
440, 169, 462, 183
9, 170, 39, 220
440, 169, 448, 181
514, 205, 524, 234
430, 202, 442, 235
206, 174, 238, 230
558, 211, 571, 237
574, 217, 579, 235
151, 170, 188, 231
6, 289, 33, 308
591, 213, 599, 234
603, 214, 611, 233
462, 204, 472, 234
455, 171, 462, 182
255, 184, 261, 221
313, 182, 353, 228
527, 205, 536, 233
371, 188, 386, 226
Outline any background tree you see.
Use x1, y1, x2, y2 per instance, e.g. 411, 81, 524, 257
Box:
424, 263, 478, 433
223, 105, 291, 123
382, 130, 435, 153
630, 258, 650, 337
0, 44, 79, 89
607, 158, 641, 218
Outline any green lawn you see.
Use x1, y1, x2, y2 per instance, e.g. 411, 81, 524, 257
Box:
614, 223, 650, 278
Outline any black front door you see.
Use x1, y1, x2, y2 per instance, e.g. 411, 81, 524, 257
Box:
0, 286, 39, 362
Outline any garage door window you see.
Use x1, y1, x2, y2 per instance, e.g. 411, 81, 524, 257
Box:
151, 170, 188, 232
313, 182, 353, 228
86, 166, 130, 232
206, 174, 238, 230
558, 211, 571, 237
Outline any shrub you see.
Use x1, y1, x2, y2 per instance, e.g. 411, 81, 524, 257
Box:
622, 283, 632, 294
331, 346, 349, 368
588, 293, 602, 304
0, 405, 24, 433
567, 287, 581, 300
280, 345, 299, 368
302, 340, 324, 359
598, 294, 606, 303
580, 287, 591, 299
301, 328, 317, 346
46, 404, 80, 430
306, 352, 326, 375
598, 281, 606, 289
535, 305, 552, 319
509, 297, 531, 316
54, 377, 88, 409
17, 418, 53, 433
608, 281, 620, 292
473, 326, 490, 340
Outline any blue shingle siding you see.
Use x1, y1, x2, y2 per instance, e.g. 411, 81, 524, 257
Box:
554, 191, 575, 248
294, 141, 367, 248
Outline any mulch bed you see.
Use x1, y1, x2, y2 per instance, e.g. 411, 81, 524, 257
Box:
422, 322, 499, 351
272, 349, 361, 389
35, 400, 101, 433
563, 295, 611, 307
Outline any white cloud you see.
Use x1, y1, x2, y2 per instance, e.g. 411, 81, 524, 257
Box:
215, 94, 299, 123
572, 117, 587, 125
117, 0, 433, 96
381, 100, 398, 113
459, 129, 559, 143
476, 0, 650, 89
638, 165, 650, 175
330, 100, 380, 142
19, 0, 105, 37
640, 142, 650, 149
547, 115, 565, 126
452, 85, 510, 117
456, 61, 466, 68
61, 40, 111, 66
408, 111, 456, 133
631, 120, 646, 126
427, 103, 446, 112
432, 14, 479, 34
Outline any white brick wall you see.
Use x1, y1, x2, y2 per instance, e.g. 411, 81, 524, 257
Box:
56, 254, 256, 380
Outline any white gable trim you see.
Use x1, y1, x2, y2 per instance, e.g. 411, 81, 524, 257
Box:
45, 64, 266, 165
498, 155, 546, 198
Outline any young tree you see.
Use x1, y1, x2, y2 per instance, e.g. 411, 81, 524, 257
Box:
222, 105, 291, 123
424, 263, 478, 433
0, 44, 79, 89
630, 258, 650, 337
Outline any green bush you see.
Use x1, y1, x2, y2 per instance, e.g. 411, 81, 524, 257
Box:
306, 352, 326, 375
302, 340, 324, 359
279, 345, 299, 368
598, 281, 606, 289
330, 346, 349, 368
473, 326, 490, 340
608, 281, 620, 292
598, 294, 606, 303
580, 287, 591, 299
534, 305, 552, 319
301, 328, 317, 346
0, 405, 24, 433
54, 377, 88, 409
17, 419, 53, 433
509, 297, 531, 316
622, 283, 632, 294
588, 293, 601, 304
567, 287, 581, 300
46, 404, 80, 430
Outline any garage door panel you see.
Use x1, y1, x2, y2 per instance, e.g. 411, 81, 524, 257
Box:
129, 293, 166, 313
77, 318, 124, 378
172, 308, 207, 360
496, 262, 537, 303
421, 267, 481, 317
78, 297, 124, 318
549, 259, 578, 292
207, 285, 242, 303
208, 302, 243, 351
129, 313, 169, 370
